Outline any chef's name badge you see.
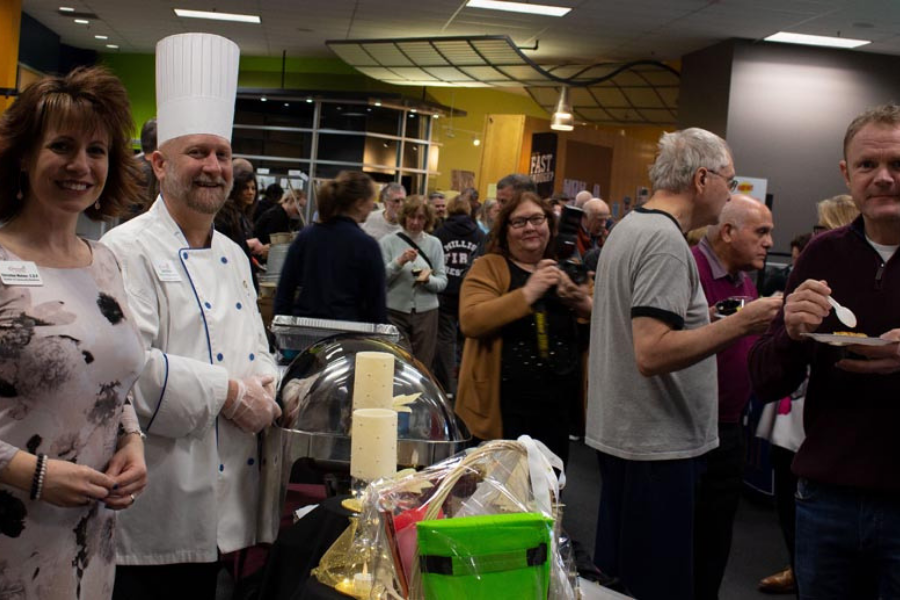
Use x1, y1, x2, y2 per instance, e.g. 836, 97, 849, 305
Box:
0, 261, 43, 286
153, 260, 182, 282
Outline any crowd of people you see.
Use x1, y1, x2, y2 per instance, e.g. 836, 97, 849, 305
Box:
2, 30, 899, 600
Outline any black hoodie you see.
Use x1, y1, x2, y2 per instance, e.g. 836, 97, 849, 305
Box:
433, 214, 485, 312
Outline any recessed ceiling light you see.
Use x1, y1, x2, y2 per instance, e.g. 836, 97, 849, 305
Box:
74, 18, 89, 24
284, 102, 290, 107
374, 101, 382, 107
306, 97, 314, 103
173, 8, 261, 23
764, 31, 870, 49
466, 0, 571, 17
433, 115, 439, 120
106, 44, 119, 49
59, 6, 75, 12
95, 34, 108, 40
260, 97, 267, 102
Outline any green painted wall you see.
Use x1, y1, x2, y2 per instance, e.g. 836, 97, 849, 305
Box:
99, 52, 549, 188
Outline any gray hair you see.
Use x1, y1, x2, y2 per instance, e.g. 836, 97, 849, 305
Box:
648, 128, 732, 193
496, 173, 536, 193
380, 182, 406, 202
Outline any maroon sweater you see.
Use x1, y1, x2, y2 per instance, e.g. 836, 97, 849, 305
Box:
692, 241, 759, 424
749, 217, 900, 494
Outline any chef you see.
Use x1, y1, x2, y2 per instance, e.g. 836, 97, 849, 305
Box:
102, 33, 280, 600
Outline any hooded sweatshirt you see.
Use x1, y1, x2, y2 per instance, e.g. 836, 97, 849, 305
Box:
434, 214, 485, 314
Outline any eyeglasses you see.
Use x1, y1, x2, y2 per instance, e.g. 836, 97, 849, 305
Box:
708, 170, 739, 192
509, 214, 547, 229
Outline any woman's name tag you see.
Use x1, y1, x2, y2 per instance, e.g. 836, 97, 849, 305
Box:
0, 261, 43, 286
153, 260, 182, 282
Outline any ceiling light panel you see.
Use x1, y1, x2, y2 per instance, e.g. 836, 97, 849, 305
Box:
764, 31, 870, 49
466, 0, 572, 18
173, 9, 261, 24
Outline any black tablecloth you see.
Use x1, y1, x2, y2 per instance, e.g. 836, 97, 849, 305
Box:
257, 495, 355, 600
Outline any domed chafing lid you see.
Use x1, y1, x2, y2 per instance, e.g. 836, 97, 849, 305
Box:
278, 334, 468, 443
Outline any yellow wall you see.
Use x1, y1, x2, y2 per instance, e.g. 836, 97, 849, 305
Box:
0, 0, 22, 116
425, 87, 549, 193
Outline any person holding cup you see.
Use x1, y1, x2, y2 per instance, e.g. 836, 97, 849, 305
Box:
379, 195, 447, 367
690, 194, 783, 599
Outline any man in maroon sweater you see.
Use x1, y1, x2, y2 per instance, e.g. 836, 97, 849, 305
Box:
749, 104, 900, 599
692, 195, 779, 599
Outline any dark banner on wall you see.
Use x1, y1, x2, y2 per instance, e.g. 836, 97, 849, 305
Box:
529, 132, 558, 198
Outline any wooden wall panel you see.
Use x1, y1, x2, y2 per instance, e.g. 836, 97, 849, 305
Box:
478, 114, 525, 199
520, 115, 664, 214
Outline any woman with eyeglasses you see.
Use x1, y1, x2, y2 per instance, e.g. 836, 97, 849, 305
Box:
455, 192, 592, 465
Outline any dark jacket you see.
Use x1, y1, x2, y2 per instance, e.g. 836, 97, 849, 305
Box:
255, 204, 296, 245
749, 217, 900, 493
274, 216, 387, 323
434, 215, 484, 314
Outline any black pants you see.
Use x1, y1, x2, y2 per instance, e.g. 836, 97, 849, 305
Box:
771, 445, 798, 568
595, 451, 706, 600
693, 422, 745, 600
113, 563, 221, 600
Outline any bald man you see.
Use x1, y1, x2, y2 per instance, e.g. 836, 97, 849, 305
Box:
578, 198, 612, 257
691, 194, 782, 600
574, 190, 592, 208
232, 157, 254, 178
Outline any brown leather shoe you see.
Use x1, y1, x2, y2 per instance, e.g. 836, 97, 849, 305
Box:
758, 566, 796, 594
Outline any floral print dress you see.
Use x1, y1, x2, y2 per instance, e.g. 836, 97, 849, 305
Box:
0, 241, 144, 600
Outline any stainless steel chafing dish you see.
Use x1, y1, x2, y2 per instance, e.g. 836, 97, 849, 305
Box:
258, 331, 470, 542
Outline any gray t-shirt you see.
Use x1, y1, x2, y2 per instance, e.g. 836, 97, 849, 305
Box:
585, 208, 719, 460
361, 208, 402, 240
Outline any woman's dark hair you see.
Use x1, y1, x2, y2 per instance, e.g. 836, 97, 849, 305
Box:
317, 171, 375, 222
229, 169, 258, 215
398, 195, 435, 232
486, 191, 557, 259
0, 66, 142, 222
263, 182, 284, 202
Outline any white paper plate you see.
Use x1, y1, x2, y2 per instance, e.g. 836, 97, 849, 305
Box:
802, 333, 896, 347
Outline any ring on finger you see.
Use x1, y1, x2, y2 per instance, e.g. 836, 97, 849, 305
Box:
129, 493, 136, 504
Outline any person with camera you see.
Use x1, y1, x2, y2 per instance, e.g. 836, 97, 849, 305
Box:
455, 192, 591, 465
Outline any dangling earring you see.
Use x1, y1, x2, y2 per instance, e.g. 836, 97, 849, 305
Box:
16, 171, 25, 200
94, 200, 101, 211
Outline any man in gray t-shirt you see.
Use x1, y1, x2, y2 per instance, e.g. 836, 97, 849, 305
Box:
586, 128, 781, 600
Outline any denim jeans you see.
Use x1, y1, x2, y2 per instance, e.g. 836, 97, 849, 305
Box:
795, 478, 900, 599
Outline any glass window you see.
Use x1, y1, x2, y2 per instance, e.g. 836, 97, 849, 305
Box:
319, 102, 370, 132
401, 142, 429, 171
232, 127, 312, 161
405, 113, 432, 141
235, 97, 315, 128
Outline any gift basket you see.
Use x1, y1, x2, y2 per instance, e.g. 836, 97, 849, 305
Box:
312, 436, 577, 600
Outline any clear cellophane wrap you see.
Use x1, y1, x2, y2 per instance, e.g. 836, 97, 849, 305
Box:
312, 436, 576, 599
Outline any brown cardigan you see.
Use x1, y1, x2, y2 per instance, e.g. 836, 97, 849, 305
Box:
455, 254, 534, 440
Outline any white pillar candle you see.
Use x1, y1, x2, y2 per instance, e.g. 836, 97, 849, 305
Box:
350, 408, 398, 482
352, 351, 395, 411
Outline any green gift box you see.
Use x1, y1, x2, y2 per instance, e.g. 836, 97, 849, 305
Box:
416, 512, 553, 599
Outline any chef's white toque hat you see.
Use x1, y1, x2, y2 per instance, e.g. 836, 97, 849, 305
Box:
155, 33, 240, 146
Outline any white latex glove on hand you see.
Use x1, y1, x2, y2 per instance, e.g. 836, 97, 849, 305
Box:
223, 376, 281, 434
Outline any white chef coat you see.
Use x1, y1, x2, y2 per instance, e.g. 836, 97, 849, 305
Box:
101, 197, 277, 564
